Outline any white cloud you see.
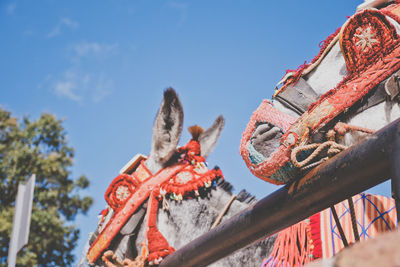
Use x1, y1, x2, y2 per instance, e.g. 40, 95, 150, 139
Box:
49, 69, 113, 103
44, 41, 117, 103
6, 3, 16, 15
52, 70, 82, 102
48, 17, 79, 38
72, 41, 118, 58
54, 80, 81, 102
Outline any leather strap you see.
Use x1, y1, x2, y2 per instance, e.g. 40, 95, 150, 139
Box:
353, 78, 389, 114
274, 78, 320, 116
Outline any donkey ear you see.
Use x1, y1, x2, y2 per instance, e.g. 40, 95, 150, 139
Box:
199, 115, 225, 158
150, 88, 184, 164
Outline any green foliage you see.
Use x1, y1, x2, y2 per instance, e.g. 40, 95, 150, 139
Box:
0, 108, 93, 266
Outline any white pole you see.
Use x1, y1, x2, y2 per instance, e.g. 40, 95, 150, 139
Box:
7, 174, 36, 267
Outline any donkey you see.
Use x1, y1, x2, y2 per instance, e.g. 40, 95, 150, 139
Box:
80, 88, 274, 267
240, 1, 400, 265
246, 2, 400, 171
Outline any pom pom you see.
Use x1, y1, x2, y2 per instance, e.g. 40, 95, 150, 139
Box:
188, 125, 204, 140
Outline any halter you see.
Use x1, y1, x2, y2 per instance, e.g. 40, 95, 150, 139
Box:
241, 5, 400, 184
86, 139, 223, 264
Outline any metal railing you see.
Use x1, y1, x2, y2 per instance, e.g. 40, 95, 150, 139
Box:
160, 118, 400, 267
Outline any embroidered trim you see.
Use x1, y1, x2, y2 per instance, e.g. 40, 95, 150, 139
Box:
240, 100, 296, 184
243, 7, 400, 184
284, 9, 400, 147
104, 174, 140, 211
273, 4, 400, 97
132, 160, 152, 182
340, 9, 399, 74
87, 140, 224, 264
87, 163, 186, 264
160, 165, 223, 200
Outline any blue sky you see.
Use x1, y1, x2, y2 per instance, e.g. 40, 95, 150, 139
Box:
1, 0, 391, 264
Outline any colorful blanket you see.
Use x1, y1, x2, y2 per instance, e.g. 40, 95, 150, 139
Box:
262, 193, 397, 266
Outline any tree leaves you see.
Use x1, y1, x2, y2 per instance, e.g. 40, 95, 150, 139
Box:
0, 108, 93, 266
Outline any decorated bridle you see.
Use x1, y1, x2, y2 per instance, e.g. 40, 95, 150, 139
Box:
87, 131, 223, 265
241, 5, 400, 185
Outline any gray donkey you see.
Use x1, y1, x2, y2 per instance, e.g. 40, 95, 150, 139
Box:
80, 88, 274, 267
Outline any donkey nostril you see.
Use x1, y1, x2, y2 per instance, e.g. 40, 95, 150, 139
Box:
250, 123, 283, 160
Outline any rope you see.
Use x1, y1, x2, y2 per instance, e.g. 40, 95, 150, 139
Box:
291, 123, 374, 170
300, 157, 328, 171
160, 189, 169, 211
333, 122, 375, 137
291, 141, 347, 168
210, 194, 236, 229
101, 250, 124, 267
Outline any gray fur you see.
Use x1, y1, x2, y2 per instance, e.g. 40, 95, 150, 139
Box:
199, 115, 225, 158
136, 182, 274, 266
146, 88, 184, 174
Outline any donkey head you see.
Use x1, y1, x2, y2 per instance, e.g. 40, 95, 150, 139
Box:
145, 88, 225, 174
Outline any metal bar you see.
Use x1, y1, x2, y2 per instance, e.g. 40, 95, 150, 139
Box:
347, 197, 360, 242
160, 118, 400, 267
391, 125, 400, 223
330, 205, 349, 247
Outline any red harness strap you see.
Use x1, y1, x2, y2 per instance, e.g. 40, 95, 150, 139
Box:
87, 163, 186, 264
145, 190, 175, 263
283, 9, 400, 146
87, 139, 224, 264
241, 8, 400, 184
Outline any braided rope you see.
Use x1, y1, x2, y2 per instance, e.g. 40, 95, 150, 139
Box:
334, 122, 375, 137
291, 141, 347, 168
300, 158, 328, 171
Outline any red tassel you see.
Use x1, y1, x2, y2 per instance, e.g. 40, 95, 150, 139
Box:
146, 192, 175, 262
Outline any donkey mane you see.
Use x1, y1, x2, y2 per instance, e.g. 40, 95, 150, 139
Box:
216, 177, 257, 204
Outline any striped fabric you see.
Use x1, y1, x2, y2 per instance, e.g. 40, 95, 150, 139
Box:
319, 193, 397, 258
262, 194, 397, 267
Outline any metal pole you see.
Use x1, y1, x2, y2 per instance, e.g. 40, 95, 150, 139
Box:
8, 174, 36, 267
160, 119, 400, 267
391, 124, 400, 223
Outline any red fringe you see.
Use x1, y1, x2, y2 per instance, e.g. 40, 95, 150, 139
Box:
264, 219, 314, 266
282, 27, 341, 88
160, 168, 223, 197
